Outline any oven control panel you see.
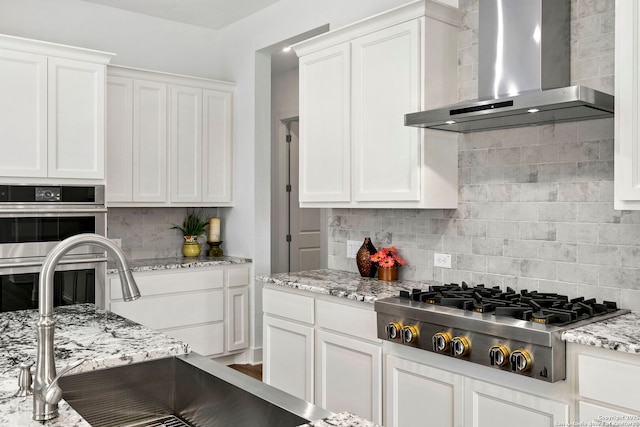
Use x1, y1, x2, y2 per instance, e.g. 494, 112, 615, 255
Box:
35, 186, 61, 202
376, 313, 564, 383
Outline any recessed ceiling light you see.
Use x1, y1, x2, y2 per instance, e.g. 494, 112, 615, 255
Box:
282, 46, 292, 52
445, 120, 456, 125
528, 108, 540, 113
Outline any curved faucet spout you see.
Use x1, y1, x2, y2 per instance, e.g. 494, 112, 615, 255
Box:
33, 233, 141, 422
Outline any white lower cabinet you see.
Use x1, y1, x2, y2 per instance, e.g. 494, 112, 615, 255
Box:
464, 378, 569, 427
385, 354, 463, 427
315, 330, 382, 423
108, 264, 250, 358
262, 286, 382, 423
571, 343, 640, 421
263, 315, 314, 402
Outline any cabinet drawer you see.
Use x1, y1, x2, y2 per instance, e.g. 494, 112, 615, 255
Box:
578, 353, 640, 411
316, 299, 378, 342
228, 266, 250, 287
164, 323, 224, 357
579, 401, 638, 423
110, 269, 223, 299
110, 289, 223, 330
263, 288, 314, 324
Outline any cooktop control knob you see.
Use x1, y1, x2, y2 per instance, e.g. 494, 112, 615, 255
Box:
510, 349, 533, 372
401, 325, 419, 344
386, 322, 402, 340
489, 345, 510, 367
432, 332, 452, 352
451, 336, 471, 357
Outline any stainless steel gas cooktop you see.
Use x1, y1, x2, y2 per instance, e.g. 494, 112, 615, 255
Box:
374, 283, 629, 382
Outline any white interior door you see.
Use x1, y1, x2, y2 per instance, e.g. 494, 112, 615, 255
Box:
288, 120, 321, 272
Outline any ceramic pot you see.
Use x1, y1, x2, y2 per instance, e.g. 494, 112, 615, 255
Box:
182, 236, 201, 257
356, 237, 377, 278
378, 266, 398, 282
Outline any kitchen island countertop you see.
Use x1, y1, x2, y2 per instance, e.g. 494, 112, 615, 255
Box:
258, 269, 640, 356
107, 254, 252, 274
0, 304, 189, 426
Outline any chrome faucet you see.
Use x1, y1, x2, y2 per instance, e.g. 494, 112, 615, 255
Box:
33, 234, 141, 422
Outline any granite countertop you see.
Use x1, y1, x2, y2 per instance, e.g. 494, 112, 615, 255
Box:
0, 304, 189, 426
300, 411, 381, 427
562, 311, 640, 355
256, 269, 434, 303
258, 269, 640, 356
107, 255, 252, 274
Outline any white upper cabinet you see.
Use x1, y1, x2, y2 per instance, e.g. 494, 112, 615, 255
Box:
293, 1, 462, 209
202, 89, 233, 203
352, 19, 421, 202
106, 66, 235, 206
615, 0, 640, 209
0, 49, 47, 178
170, 84, 203, 203
47, 58, 105, 179
0, 34, 113, 183
299, 43, 351, 203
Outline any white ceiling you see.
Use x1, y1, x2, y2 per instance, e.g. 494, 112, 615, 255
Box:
77, 0, 281, 30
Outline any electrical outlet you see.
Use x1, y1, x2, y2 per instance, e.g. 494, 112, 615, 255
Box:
347, 240, 361, 259
434, 253, 452, 268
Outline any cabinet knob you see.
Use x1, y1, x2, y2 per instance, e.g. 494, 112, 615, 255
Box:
401, 325, 419, 344
510, 349, 533, 372
432, 331, 452, 352
451, 336, 471, 357
489, 345, 510, 367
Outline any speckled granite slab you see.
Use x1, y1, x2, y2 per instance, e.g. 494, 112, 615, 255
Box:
0, 304, 189, 426
256, 269, 434, 303
299, 411, 381, 427
107, 255, 252, 274
562, 311, 640, 354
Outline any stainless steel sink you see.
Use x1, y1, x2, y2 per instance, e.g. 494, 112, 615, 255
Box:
59, 353, 332, 427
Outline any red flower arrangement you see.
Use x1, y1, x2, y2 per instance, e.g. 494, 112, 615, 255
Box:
370, 246, 407, 268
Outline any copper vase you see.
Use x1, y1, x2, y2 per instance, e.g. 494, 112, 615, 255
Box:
378, 266, 398, 282
356, 237, 377, 278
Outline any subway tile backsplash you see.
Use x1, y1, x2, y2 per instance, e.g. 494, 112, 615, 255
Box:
327, 0, 640, 308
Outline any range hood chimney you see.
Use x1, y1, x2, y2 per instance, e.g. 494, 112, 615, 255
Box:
405, 0, 614, 133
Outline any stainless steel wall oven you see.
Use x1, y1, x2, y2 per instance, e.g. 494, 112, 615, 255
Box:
0, 185, 107, 312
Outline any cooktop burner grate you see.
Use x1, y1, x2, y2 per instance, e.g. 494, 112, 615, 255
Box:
399, 282, 620, 326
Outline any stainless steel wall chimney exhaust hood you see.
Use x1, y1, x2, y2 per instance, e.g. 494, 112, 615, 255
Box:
405, 0, 614, 133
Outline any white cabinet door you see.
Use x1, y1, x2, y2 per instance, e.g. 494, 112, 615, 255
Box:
0, 49, 47, 178
226, 286, 249, 352
133, 80, 167, 202
352, 19, 421, 202
263, 315, 314, 402
299, 43, 351, 203
385, 354, 463, 427
615, 0, 640, 208
203, 89, 233, 203
106, 76, 133, 202
464, 378, 569, 427
170, 84, 202, 203
47, 57, 105, 179
315, 329, 382, 423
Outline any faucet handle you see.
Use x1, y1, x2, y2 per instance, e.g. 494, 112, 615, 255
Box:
14, 360, 34, 397
43, 359, 85, 405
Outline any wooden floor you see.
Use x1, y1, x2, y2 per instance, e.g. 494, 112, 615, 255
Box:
229, 363, 263, 381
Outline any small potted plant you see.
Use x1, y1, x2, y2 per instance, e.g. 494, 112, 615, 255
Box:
172, 208, 208, 257
370, 246, 406, 281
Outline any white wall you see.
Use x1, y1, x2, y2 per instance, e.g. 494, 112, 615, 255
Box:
0, 0, 219, 77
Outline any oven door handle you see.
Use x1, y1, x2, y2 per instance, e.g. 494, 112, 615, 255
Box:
0, 207, 107, 214
0, 256, 108, 269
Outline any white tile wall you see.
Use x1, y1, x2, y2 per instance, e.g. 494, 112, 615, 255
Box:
327, 0, 639, 308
